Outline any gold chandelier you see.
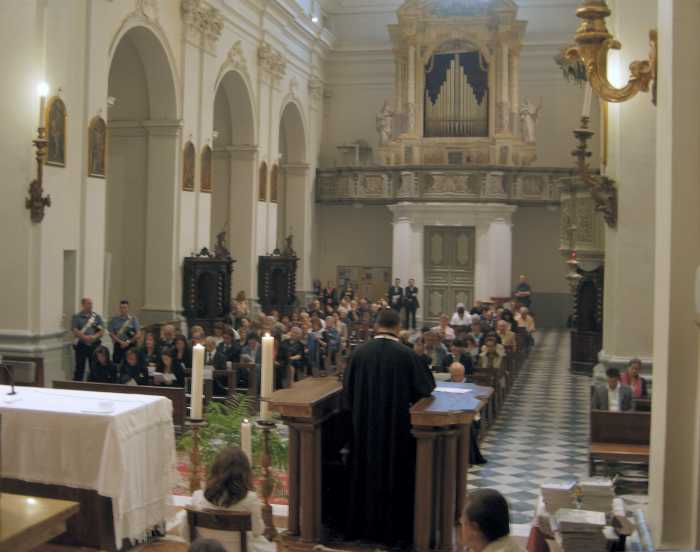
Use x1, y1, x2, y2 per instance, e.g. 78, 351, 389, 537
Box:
566, 0, 657, 105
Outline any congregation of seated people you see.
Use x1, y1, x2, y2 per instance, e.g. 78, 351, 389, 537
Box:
70, 276, 537, 399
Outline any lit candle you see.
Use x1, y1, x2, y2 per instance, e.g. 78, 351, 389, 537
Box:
241, 418, 252, 462
582, 82, 593, 119
260, 333, 274, 419
37, 82, 49, 129
191, 344, 205, 420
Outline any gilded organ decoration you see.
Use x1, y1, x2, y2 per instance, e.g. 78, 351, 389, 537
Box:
377, 0, 535, 167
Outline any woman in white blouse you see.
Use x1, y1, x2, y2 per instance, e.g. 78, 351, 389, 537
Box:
178, 447, 268, 552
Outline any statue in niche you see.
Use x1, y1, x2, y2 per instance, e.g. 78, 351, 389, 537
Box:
283, 233, 296, 257
520, 99, 543, 144
375, 100, 394, 145
214, 229, 231, 259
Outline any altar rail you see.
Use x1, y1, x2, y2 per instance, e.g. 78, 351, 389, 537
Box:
316, 165, 578, 205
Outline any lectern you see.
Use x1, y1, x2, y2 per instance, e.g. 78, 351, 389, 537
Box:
269, 378, 491, 551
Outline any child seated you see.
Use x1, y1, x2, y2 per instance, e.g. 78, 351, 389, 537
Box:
177, 447, 268, 552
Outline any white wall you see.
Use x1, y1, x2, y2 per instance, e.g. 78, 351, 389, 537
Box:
316, 205, 393, 283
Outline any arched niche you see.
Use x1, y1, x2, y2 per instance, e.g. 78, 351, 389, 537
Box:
106, 25, 179, 320
211, 69, 257, 296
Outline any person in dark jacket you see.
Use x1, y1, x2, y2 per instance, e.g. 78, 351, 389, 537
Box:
120, 347, 149, 385
89, 345, 118, 383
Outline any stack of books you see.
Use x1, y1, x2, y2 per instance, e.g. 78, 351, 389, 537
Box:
555, 509, 607, 551
579, 478, 615, 512
541, 480, 577, 514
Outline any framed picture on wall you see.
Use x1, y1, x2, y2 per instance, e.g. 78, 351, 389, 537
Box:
87, 115, 106, 178
46, 96, 67, 167
183, 141, 195, 192
201, 145, 212, 193
259, 161, 267, 202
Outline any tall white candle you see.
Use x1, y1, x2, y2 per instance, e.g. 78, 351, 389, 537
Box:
260, 333, 274, 419
37, 82, 49, 129
582, 83, 593, 119
191, 344, 205, 420
241, 418, 252, 462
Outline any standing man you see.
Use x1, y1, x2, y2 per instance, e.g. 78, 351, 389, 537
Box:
404, 278, 419, 330
343, 309, 435, 548
513, 274, 532, 308
108, 300, 140, 365
71, 297, 105, 381
388, 278, 404, 314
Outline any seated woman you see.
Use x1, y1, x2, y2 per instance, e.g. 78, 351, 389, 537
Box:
120, 347, 149, 385
620, 358, 649, 399
139, 331, 161, 372
89, 345, 117, 383
178, 447, 267, 552
174, 334, 192, 375
155, 347, 184, 387
461, 489, 523, 552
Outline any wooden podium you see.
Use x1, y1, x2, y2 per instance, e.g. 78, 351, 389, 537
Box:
269, 378, 490, 552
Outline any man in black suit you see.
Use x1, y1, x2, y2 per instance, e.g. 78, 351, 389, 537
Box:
404, 278, 419, 330
388, 278, 404, 314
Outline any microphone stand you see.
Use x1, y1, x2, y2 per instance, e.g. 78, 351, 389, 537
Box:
1, 363, 16, 396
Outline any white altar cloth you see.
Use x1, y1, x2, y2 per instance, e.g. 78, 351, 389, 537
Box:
0, 385, 176, 547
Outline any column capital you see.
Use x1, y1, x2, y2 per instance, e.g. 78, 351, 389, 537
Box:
142, 119, 184, 136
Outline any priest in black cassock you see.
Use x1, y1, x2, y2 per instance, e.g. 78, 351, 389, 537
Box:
343, 309, 435, 548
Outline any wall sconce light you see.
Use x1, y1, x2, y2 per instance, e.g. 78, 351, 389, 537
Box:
25, 82, 51, 223
566, 1, 657, 105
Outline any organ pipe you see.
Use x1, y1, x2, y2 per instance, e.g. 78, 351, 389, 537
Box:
425, 53, 488, 137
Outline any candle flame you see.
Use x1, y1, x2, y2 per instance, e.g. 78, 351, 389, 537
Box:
37, 81, 49, 98
243, 418, 249, 423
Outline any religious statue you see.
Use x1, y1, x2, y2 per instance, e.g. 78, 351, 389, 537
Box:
375, 100, 394, 145
214, 230, 231, 259
283, 233, 296, 257
520, 99, 543, 144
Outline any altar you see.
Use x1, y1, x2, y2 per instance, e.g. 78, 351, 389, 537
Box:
0, 386, 175, 550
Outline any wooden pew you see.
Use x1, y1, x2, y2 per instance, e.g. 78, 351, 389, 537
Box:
52, 381, 186, 427
589, 410, 651, 478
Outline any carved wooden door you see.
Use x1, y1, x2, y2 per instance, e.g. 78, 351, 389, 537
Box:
423, 226, 475, 325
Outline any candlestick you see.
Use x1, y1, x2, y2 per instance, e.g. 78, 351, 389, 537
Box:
582, 82, 593, 119
191, 344, 205, 420
187, 419, 207, 493
260, 333, 274, 419
257, 419, 279, 541
241, 418, 252, 462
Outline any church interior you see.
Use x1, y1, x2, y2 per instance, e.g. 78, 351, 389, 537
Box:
0, 0, 699, 550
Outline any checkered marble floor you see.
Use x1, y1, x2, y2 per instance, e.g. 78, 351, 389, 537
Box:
467, 330, 648, 527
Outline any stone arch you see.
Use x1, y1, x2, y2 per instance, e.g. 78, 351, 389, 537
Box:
106, 25, 180, 321
211, 69, 258, 296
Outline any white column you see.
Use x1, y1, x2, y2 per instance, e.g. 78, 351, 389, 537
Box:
283, 163, 313, 292
474, 221, 491, 302
599, 0, 656, 371
142, 120, 182, 322
228, 146, 259, 298
407, 44, 416, 133
649, 0, 700, 548
487, 218, 513, 298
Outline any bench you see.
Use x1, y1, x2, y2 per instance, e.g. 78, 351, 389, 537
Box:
52, 380, 187, 427
589, 410, 651, 484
